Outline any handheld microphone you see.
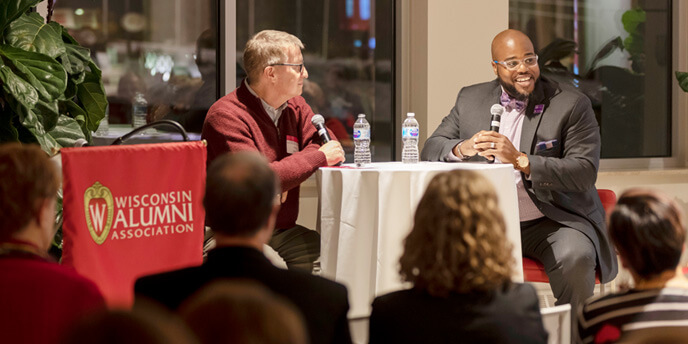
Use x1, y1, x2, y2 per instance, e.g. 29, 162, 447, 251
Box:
311, 114, 331, 143
490, 104, 504, 132
487, 104, 504, 164
311, 114, 341, 166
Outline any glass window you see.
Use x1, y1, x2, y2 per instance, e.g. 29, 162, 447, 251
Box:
52, 0, 219, 133
235, 0, 395, 162
509, 0, 672, 159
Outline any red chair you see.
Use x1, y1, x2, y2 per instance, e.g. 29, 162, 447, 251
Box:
523, 189, 617, 295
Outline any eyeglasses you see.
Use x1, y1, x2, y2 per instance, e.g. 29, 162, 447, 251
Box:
493, 55, 539, 70
270, 63, 305, 73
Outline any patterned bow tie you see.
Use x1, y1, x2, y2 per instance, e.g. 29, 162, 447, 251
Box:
500, 92, 526, 112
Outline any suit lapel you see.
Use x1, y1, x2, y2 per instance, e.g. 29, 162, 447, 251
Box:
519, 79, 557, 154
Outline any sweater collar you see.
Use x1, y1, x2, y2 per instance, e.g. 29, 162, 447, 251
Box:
244, 79, 288, 125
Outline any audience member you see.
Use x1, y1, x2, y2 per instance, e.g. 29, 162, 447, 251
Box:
179, 280, 307, 344
578, 189, 688, 344
202, 29, 346, 272
0, 143, 105, 343
61, 302, 197, 344
135, 151, 351, 344
369, 170, 548, 343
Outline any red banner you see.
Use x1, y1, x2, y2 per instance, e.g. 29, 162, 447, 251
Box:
61, 142, 206, 308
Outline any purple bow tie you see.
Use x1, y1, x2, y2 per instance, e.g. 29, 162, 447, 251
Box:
500, 92, 526, 112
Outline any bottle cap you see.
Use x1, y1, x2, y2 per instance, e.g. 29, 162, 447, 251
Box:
407, 112, 415, 117
358, 114, 365, 118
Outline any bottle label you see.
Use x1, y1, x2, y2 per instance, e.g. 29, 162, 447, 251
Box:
402, 127, 419, 138
354, 129, 370, 139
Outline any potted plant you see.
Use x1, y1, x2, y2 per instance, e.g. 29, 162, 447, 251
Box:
0, 0, 107, 154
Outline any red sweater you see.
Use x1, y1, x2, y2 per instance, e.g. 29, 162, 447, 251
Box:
0, 253, 106, 343
202, 81, 333, 229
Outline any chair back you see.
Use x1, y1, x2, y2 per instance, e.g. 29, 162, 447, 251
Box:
61, 141, 207, 307
541, 304, 571, 344
597, 189, 617, 213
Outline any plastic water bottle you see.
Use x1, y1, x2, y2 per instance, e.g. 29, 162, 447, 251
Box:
132, 92, 147, 129
402, 112, 419, 163
353, 114, 371, 167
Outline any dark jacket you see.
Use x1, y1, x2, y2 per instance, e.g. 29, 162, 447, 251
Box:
369, 283, 547, 344
135, 246, 352, 344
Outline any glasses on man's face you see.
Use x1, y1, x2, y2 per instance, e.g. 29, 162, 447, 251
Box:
270, 63, 305, 74
493, 55, 539, 71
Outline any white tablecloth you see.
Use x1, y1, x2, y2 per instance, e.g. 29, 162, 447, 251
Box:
317, 162, 523, 318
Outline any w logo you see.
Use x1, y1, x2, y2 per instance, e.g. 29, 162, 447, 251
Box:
84, 182, 114, 245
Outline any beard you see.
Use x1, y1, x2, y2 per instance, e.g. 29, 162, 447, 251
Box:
498, 76, 531, 101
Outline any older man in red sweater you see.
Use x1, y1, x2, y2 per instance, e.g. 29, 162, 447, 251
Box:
202, 30, 345, 272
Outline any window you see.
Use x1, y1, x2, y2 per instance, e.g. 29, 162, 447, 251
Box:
235, 0, 396, 162
509, 0, 672, 159
52, 0, 219, 133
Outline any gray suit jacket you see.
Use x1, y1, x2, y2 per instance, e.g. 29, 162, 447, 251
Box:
421, 78, 617, 282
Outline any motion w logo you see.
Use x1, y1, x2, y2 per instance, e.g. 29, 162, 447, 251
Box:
84, 182, 114, 245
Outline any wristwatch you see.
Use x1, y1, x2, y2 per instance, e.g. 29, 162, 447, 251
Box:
515, 153, 529, 172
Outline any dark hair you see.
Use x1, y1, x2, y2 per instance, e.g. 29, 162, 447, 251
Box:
204, 152, 278, 237
179, 279, 307, 344
61, 305, 197, 344
399, 170, 514, 296
609, 189, 685, 280
0, 143, 60, 240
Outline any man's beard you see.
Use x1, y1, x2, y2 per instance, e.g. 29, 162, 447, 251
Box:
498, 77, 530, 101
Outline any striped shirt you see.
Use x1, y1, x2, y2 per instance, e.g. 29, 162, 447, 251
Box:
578, 288, 688, 343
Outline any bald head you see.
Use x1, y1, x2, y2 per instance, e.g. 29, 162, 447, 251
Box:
490, 29, 539, 101
491, 29, 534, 61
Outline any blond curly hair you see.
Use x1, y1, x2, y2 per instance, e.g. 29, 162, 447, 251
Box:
399, 170, 514, 296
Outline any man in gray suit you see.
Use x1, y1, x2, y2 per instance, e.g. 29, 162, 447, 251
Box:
421, 29, 617, 315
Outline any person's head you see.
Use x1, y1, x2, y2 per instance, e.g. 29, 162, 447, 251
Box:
491, 29, 540, 101
61, 304, 197, 344
609, 189, 686, 281
0, 143, 60, 250
242, 30, 308, 99
204, 152, 279, 238
399, 170, 514, 297
179, 280, 307, 344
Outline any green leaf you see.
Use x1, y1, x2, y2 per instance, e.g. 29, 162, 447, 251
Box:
0, 0, 41, 33
0, 44, 67, 100
76, 61, 107, 131
624, 33, 644, 56
50, 115, 86, 148
622, 8, 646, 34
20, 103, 59, 154
0, 59, 39, 108
60, 99, 92, 141
35, 98, 59, 131
677, 71, 688, 93
6, 12, 66, 59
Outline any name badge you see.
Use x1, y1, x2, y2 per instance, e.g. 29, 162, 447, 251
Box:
286, 135, 299, 154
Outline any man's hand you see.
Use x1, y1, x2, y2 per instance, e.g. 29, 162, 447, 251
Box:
468, 130, 521, 166
319, 141, 346, 166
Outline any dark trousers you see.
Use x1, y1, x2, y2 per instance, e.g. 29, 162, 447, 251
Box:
521, 217, 596, 341
268, 225, 320, 273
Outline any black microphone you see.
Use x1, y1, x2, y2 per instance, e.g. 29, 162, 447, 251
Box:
311, 114, 341, 166
311, 114, 332, 143
490, 104, 504, 132
487, 104, 504, 164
